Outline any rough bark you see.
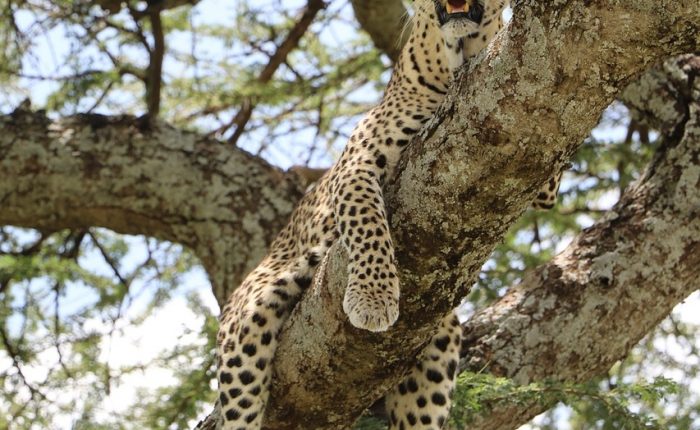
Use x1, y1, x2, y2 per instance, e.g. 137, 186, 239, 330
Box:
458, 54, 700, 430
0, 1, 699, 430
265, 1, 700, 429
0, 113, 303, 303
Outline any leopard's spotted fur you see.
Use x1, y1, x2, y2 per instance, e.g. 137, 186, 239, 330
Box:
213, 1, 559, 428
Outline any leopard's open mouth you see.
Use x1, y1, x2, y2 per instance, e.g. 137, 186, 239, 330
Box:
434, 0, 484, 26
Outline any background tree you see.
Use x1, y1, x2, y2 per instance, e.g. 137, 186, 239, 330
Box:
0, 1, 699, 429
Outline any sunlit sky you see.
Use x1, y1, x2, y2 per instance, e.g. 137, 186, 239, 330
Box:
2, 0, 699, 429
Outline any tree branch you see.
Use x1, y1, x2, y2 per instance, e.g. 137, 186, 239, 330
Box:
0, 112, 304, 303
146, 8, 165, 117
261, 1, 700, 428
459, 55, 700, 430
1, 1, 699, 428
95, 0, 202, 16
350, 0, 409, 62
227, 0, 327, 145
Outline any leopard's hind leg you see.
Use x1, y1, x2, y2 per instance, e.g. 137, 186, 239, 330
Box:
216, 207, 335, 429
216, 264, 303, 429
385, 312, 462, 430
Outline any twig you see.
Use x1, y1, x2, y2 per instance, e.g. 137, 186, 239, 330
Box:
146, 8, 166, 117
227, 0, 327, 145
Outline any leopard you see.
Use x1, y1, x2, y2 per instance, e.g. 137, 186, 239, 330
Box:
211, 0, 560, 429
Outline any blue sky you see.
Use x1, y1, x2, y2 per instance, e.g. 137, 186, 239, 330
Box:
2, 1, 699, 428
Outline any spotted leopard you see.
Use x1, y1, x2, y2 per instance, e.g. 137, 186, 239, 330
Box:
211, 1, 559, 429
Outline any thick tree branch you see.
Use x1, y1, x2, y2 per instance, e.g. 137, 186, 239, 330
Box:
262, 1, 700, 429
0, 113, 304, 303
350, 0, 409, 62
1, 1, 698, 429
458, 56, 700, 430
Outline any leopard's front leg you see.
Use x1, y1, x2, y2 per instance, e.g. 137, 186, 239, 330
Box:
331, 161, 400, 332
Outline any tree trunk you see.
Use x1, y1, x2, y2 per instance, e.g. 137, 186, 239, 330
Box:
458, 55, 700, 430
1, 1, 698, 429
264, 2, 700, 428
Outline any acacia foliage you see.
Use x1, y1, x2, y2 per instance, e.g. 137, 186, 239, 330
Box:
0, 1, 698, 429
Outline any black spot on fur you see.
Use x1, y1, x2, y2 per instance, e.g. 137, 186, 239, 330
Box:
376, 154, 387, 168
220, 372, 233, 384
308, 252, 321, 266
245, 412, 258, 424
239, 371, 255, 385
407, 378, 419, 393
252, 313, 267, 327
273, 289, 289, 301
431, 392, 447, 406
225, 408, 240, 421
434, 335, 450, 352
426, 369, 444, 383
446, 359, 457, 380
227, 356, 242, 368
242, 343, 257, 356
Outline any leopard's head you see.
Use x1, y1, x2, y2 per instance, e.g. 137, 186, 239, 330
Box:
413, 0, 484, 71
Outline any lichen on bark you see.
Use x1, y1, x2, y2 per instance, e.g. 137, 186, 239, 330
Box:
1, 2, 699, 429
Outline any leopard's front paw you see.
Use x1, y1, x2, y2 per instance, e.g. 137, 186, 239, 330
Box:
342, 274, 399, 332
